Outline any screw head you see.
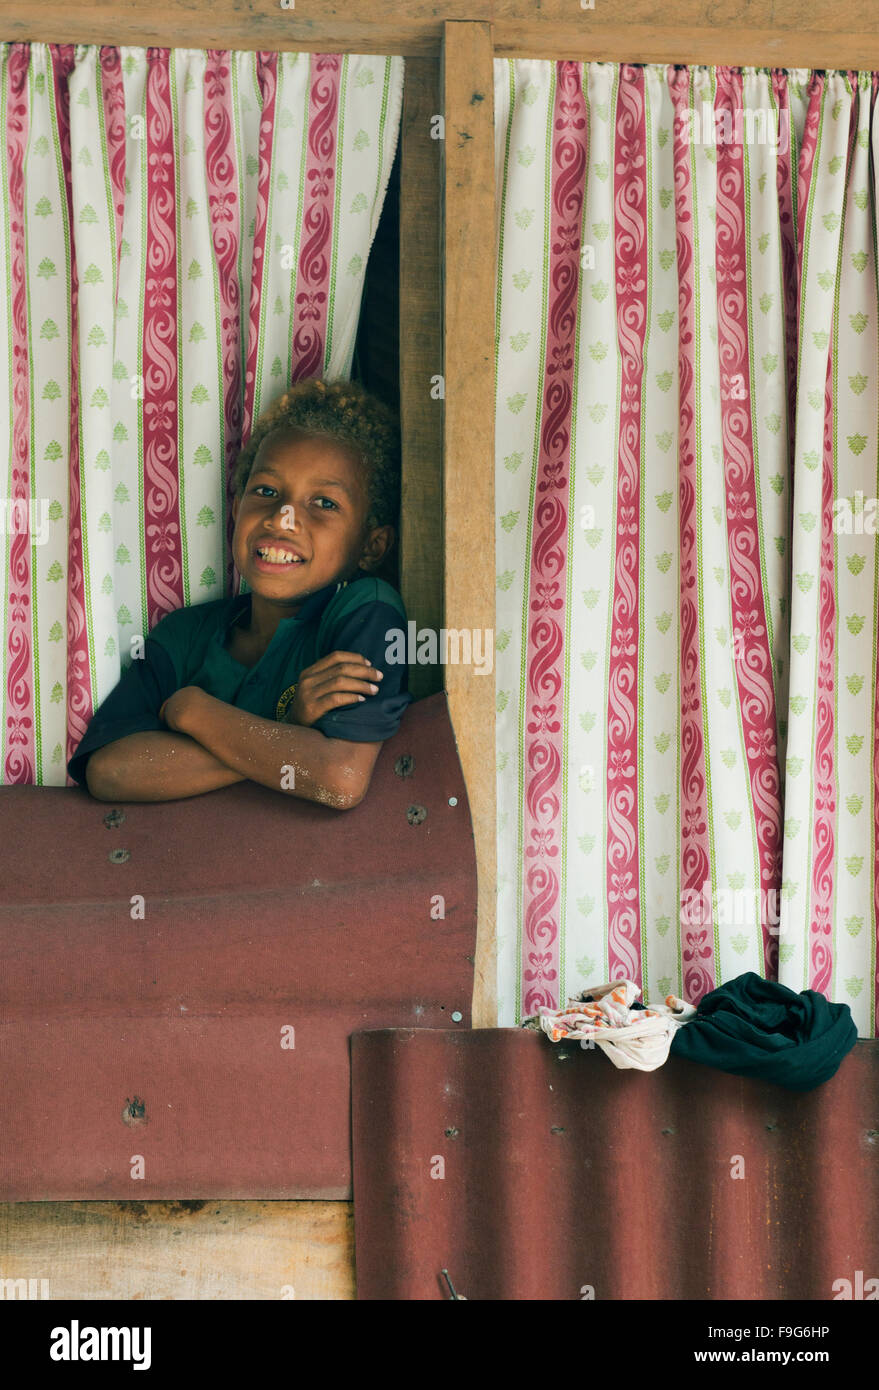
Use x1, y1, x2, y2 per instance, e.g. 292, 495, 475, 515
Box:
451, 1010, 463, 1023
448, 796, 458, 807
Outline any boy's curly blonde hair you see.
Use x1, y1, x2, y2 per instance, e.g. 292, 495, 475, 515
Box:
232, 377, 401, 537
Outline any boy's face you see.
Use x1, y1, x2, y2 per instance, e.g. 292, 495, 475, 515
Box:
231, 428, 392, 611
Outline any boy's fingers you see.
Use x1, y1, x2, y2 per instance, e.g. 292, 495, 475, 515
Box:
335, 689, 377, 707
302, 661, 384, 687
303, 650, 375, 674
321, 691, 369, 708
331, 662, 384, 681
299, 691, 366, 720
307, 672, 381, 699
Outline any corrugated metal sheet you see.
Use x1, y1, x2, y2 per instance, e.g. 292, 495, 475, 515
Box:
352, 1027, 879, 1299
0, 692, 477, 1200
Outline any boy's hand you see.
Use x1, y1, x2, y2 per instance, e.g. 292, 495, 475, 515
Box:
285, 651, 384, 727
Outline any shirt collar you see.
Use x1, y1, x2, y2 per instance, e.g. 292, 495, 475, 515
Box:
222, 573, 364, 636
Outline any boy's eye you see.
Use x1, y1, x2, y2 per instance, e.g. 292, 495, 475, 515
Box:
247, 486, 338, 510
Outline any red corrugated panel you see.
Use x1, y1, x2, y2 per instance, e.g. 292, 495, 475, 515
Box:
0, 693, 476, 1200
351, 1028, 879, 1300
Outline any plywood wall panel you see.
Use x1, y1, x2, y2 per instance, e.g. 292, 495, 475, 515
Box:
0, 1201, 355, 1301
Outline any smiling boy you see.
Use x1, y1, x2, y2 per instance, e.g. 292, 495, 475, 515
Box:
68, 378, 412, 808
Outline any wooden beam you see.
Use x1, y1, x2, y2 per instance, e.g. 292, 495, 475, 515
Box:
491, 22, 879, 68
399, 59, 444, 703
493, 0, 876, 23
0, 1200, 355, 1299
493, 0, 879, 63
4, 0, 879, 66
441, 20, 496, 1028
0, 1, 451, 55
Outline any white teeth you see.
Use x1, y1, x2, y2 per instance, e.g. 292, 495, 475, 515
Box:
258, 546, 302, 564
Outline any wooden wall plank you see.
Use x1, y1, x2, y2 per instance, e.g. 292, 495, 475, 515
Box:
0, 2, 448, 54
441, 21, 496, 1028
399, 58, 444, 702
0, 1201, 355, 1300
494, 0, 877, 21
491, 22, 879, 67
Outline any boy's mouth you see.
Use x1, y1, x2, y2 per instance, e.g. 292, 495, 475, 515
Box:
253, 544, 307, 570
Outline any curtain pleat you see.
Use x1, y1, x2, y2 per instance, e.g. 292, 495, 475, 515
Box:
494, 60, 879, 1037
0, 43, 403, 785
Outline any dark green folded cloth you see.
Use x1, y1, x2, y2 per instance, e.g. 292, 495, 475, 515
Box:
669, 971, 858, 1091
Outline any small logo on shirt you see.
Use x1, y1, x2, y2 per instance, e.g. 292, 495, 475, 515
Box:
276, 684, 297, 722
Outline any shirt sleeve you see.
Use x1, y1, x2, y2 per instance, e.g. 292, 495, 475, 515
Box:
310, 599, 413, 742
67, 637, 179, 786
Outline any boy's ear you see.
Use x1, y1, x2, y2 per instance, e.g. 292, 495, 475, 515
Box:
231, 494, 240, 523
359, 524, 394, 572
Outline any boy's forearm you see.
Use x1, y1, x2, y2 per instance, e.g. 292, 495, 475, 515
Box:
85, 731, 247, 802
171, 687, 358, 808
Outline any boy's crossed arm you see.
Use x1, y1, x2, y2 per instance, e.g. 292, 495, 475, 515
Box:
85, 651, 384, 808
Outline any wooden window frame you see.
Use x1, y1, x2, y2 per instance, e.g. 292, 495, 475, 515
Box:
6, 1, 877, 1030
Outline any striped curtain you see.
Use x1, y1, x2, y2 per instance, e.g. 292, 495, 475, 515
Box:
494, 60, 879, 1037
0, 43, 403, 786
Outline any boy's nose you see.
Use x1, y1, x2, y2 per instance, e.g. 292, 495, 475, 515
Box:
270, 502, 300, 534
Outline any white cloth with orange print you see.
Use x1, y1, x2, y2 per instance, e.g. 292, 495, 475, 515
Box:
534, 979, 697, 1072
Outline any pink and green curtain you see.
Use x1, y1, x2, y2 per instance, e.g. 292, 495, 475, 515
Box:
494, 59, 879, 1037
0, 43, 403, 786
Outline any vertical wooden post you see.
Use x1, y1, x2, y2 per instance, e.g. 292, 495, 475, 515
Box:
441, 21, 496, 1026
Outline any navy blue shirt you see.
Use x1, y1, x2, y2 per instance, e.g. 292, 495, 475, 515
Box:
68, 572, 413, 786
